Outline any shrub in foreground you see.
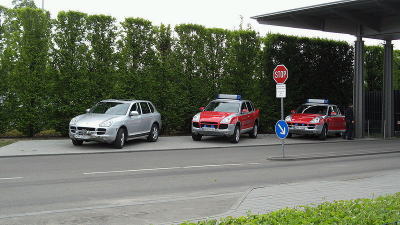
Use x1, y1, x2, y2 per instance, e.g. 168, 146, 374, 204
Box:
181, 193, 400, 225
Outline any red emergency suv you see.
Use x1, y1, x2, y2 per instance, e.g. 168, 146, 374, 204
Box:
285, 99, 346, 140
191, 94, 260, 143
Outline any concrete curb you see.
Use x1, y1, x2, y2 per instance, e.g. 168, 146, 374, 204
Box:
0, 138, 380, 158
268, 149, 400, 161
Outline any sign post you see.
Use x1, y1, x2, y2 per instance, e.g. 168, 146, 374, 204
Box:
273, 65, 288, 158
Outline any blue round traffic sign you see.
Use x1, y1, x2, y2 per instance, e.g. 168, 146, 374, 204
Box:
275, 120, 289, 139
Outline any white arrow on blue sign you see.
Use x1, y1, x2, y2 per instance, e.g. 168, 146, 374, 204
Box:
275, 120, 289, 139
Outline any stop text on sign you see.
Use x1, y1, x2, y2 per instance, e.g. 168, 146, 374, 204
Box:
273, 65, 288, 84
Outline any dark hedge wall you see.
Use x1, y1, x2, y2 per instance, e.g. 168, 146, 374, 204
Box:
0, 6, 397, 136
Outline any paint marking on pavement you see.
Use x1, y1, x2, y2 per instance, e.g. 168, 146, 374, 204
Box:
0, 177, 23, 180
83, 162, 262, 175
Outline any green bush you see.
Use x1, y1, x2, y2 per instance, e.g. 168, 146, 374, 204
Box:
34, 129, 62, 137
181, 193, 400, 225
0, 129, 24, 137
1, 5, 399, 136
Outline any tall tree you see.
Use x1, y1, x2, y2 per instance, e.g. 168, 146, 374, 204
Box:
12, 0, 37, 8
51, 11, 90, 133
2, 7, 51, 136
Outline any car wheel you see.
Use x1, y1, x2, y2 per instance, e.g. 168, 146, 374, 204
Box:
319, 125, 328, 140
192, 133, 202, 141
287, 133, 292, 138
249, 123, 258, 138
147, 124, 159, 142
72, 139, 83, 146
114, 128, 126, 149
230, 125, 240, 143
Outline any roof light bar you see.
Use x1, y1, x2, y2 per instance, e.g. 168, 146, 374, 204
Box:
217, 94, 241, 100
307, 99, 329, 104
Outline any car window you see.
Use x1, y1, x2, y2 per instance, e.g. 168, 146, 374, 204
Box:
245, 102, 254, 112
148, 102, 155, 113
140, 102, 151, 114
296, 105, 328, 115
130, 103, 139, 114
90, 102, 130, 115
241, 102, 248, 112
204, 101, 240, 113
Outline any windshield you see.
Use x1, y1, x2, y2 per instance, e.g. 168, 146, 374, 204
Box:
90, 102, 130, 115
205, 101, 240, 113
296, 105, 328, 115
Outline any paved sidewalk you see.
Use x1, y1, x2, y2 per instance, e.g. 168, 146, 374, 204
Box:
181, 170, 400, 224
0, 134, 376, 157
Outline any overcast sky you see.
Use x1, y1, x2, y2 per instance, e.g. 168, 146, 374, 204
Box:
1, 0, 399, 49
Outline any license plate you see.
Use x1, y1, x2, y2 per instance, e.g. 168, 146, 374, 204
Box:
203, 127, 215, 131
295, 126, 305, 129
74, 134, 89, 139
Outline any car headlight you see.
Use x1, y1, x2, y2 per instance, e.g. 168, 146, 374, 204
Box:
310, 117, 321, 123
285, 115, 292, 122
70, 117, 78, 125
221, 114, 236, 124
192, 113, 200, 122
99, 119, 113, 127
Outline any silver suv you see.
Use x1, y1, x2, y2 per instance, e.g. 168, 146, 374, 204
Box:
69, 99, 162, 149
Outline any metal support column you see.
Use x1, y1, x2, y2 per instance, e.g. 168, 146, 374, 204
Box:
354, 35, 364, 138
383, 40, 394, 138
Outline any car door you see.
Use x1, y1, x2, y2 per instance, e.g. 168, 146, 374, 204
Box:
239, 102, 251, 130
245, 101, 256, 128
126, 103, 143, 136
139, 102, 153, 133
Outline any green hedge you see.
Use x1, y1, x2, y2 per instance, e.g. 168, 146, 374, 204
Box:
181, 193, 400, 225
0, 5, 398, 136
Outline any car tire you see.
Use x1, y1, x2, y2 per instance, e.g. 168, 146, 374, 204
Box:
230, 125, 240, 143
114, 128, 126, 149
249, 123, 258, 138
72, 139, 83, 146
287, 133, 292, 138
147, 123, 159, 142
319, 125, 328, 140
192, 133, 202, 141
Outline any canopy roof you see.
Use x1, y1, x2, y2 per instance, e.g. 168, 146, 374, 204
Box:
252, 0, 400, 40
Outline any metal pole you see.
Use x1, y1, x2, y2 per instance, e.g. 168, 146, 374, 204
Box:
281, 98, 285, 158
42, 0, 44, 10
367, 120, 370, 138
383, 120, 386, 139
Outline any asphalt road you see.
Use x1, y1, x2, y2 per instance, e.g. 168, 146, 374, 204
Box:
1, 139, 400, 224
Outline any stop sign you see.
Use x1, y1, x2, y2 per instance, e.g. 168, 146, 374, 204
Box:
273, 65, 288, 84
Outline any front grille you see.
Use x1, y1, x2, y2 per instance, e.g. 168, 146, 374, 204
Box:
200, 122, 218, 128
70, 126, 77, 133
219, 124, 228, 129
97, 128, 106, 135
77, 127, 96, 131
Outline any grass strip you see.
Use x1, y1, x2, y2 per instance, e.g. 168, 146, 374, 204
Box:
181, 192, 400, 225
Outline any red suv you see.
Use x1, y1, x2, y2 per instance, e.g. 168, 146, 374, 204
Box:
191, 94, 260, 143
285, 99, 346, 140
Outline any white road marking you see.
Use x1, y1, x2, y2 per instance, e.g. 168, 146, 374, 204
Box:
0, 177, 23, 180
83, 162, 262, 175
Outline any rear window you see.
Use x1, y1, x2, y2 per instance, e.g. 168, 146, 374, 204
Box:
148, 102, 155, 113
140, 102, 151, 114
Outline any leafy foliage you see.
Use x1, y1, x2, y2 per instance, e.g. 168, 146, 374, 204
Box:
181, 193, 400, 225
0, 6, 397, 136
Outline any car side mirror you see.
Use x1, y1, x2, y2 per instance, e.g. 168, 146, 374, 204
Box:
241, 109, 249, 114
199, 107, 205, 111
290, 110, 296, 114
130, 111, 139, 117
86, 109, 90, 113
